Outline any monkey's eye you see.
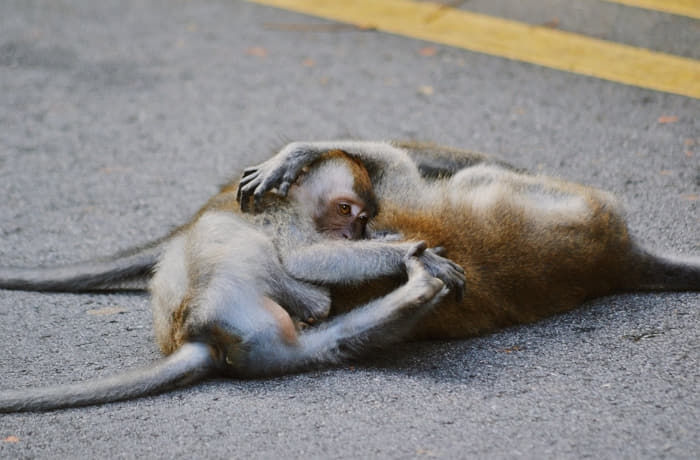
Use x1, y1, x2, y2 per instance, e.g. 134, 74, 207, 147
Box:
337, 203, 352, 216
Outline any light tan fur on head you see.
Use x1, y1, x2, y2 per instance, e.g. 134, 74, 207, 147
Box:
289, 150, 378, 239
290, 150, 376, 214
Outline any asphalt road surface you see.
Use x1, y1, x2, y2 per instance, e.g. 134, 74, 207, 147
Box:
1, 0, 698, 458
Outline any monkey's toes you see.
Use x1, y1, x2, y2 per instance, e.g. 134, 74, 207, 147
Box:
404, 255, 429, 278
414, 277, 446, 304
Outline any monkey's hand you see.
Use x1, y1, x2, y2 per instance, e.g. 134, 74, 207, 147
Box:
237, 144, 313, 212
407, 242, 466, 302
284, 283, 332, 326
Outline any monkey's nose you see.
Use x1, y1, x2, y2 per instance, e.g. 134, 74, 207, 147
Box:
344, 225, 364, 240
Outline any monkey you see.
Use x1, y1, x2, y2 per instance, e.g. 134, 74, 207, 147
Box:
0, 150, 463, 296
237, 140, 700, 340
8, 138, 696, 407
0, 150, 464, 412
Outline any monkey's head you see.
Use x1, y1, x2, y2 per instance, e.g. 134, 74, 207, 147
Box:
290, 150, 378, 240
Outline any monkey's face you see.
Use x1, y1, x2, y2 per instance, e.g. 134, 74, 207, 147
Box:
289, 155, 376, 240
314, 196, 371, 240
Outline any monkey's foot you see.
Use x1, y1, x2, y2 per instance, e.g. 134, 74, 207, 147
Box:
403, 256, 449, 307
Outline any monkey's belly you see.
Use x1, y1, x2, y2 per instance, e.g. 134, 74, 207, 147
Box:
372, 196, 630, 340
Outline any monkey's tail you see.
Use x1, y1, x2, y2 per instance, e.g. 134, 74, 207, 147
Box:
0, 240, 165, 292
623, 247, 700, 292
0, 342, 214, 413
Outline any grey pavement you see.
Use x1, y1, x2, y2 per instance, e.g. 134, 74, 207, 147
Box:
0, 0, 698, 458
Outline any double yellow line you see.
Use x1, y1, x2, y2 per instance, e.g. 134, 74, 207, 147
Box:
247, 0, 700, 99
604, 0, 700, 20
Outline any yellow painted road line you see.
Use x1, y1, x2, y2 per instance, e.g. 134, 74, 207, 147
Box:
247, 0, 700, 99
603, 0, 700, 20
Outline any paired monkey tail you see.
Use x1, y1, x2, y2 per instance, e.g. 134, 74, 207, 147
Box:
0, 240, 165, 292
0, 342, 214, 413
623, 246, 700, 292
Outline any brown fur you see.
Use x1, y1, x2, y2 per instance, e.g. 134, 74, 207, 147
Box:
166, 293, 191, 354
287, 142, 688, 341
375, 194, 630, 339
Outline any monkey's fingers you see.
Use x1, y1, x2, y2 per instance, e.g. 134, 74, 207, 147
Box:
237, 176, 281, 213
450, 260, 465, 274
450, 271, 466, 303
404, 256, 435, 288
444, 261, 466, 302
426, 285, 451, 308
419, 252, 465, 301
435, 267, 464, 302
241, 165, 260, 178
237, 173, 263, 210
238, 154, 310, 211
277, 181, 292, 196
251, 176, 297, 212
270, 168, 303, 198
434, 255, 465, 275
238, 189, 252, 212
239, 167, 262, 189
253, 188, 267, 213
237, 165, 282, 203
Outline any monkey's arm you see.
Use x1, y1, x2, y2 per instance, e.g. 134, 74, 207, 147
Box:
237, 140, 521, 209
238, 141, 424, 211
282, 240, 465, 299
392, 140, 522, 179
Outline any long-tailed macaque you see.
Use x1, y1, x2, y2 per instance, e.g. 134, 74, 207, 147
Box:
238, 140, 700, 340
0, 151, 464, 412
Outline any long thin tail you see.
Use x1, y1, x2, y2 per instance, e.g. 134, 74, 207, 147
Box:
0, 342, 214, 412
625, 247, 700, 292
0, 240, 165, 292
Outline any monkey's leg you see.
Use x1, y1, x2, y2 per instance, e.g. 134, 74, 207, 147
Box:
241, 257, 449, 376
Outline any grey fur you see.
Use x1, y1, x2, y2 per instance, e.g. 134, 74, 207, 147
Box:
0, 154, 460, 412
